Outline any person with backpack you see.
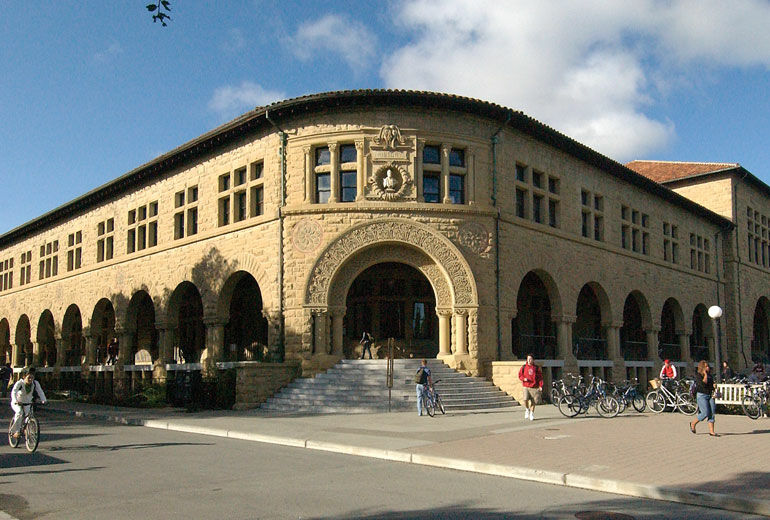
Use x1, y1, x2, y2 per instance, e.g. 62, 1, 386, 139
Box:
518, 354, 543, 420
9, 366, 47, 439
360, 331, 374, 359
415, 359, 432, 416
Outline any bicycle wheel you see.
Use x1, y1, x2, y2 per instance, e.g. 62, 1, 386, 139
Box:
631, 392, 646, 413
742, 395, 761, 420
435, 393, 446, 415
25, 418, 39, 453
558, 394, 581, 418
676, 393, 697, 416
422, 394, 435, 417
8, 419, 19, 448
646, 390, 665, 413
550, 387, 563, 406
595, 396, 620, 418
616, 395, 628, 414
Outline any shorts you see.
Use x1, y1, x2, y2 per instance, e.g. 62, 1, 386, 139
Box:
522, 386, 540, 403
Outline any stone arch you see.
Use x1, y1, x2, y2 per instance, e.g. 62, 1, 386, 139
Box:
215, 253, 275, 313
620, 291, 650, 361
167, 281, 204, 363
125, 290, 158, 363
751, 297, 770, 363
690, 303, 711, 362
37, 309, 56, 367
573, 282, 612, 360
14, 315, 31, 367
304, 218, 477, 309
61, 304, 83, 366
512, 270, 560, 359
660, 297, 684, 361
91, 298, 116, 364
217, 271, 269, 361
0, 318, 10, 365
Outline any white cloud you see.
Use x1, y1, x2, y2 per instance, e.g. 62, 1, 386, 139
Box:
93, 42, 123, 63
208, 81, 285, 119
292, 14, 375, 70
380, 0, 770, 161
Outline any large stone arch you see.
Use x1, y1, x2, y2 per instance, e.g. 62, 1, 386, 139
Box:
215, 253, 275, 314
14, 315, 31, 367
305, 218, 477, 308
0, 318, 10, 365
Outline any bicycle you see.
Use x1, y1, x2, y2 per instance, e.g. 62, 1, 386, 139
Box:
558, 376, 619, 418
645, 377, 696, 415
741, 381, 769, 420
8, 402, 41, 453
426, 380, 446, 415
550, 373, 580, 405
615, 378, 646, 413
419, 385, 435, 417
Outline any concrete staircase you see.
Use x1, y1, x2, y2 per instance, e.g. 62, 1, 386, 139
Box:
260, 359, 518, 414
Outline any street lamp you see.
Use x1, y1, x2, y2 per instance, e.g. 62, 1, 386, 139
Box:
708, 305, 723, 383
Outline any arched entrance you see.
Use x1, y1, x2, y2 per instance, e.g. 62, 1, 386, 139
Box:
660, 298, 683, 361
37, 310, 56, 367
14, 315, 31, 367
690, 304, 710, 362
91, 299, 115, 365
126, 291, 157, 364
168, 282, 204, 363
573, 284, 607, 360
61, 304, 83, 366
343, 262, 437, 359
752, 298, 770, 364
0, 318, 10, 365
620, 294, 646, 361
221, 272, 268, 361
512, 272, 556, 359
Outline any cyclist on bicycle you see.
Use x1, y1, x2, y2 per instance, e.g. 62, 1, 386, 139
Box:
659, 359, 677, 393
9, 367, 46, 439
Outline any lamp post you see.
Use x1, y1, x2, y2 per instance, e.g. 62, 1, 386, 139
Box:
708, 305, 723, 383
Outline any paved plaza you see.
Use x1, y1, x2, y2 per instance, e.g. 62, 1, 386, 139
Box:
39, 401, 770, 517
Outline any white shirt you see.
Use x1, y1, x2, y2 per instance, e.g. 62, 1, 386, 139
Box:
11, 379, 47, 406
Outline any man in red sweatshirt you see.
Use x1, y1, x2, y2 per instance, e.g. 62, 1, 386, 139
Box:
518, 354, 543, 421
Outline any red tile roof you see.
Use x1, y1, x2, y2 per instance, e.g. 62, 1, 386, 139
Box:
625, 160, 740, 183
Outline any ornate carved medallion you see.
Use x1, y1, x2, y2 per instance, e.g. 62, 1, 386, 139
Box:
292, 218, 323, 253
458, 222, 491, 255
368, 163, 412, 201
373, 124, 406, 150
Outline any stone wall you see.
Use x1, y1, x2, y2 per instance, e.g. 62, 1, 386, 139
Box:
233, 361, 301, 410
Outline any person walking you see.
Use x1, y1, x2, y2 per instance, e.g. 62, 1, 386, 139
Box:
0, 362, 11, 398
690, 360, 717, 437
415, 359, 432, 416
518, 354, 543, 421
721, 360, 734, 381
106, 337, 119, 365
359, 331, 373, 359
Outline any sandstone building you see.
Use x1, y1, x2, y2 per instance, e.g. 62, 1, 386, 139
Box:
0, 90, 767, 404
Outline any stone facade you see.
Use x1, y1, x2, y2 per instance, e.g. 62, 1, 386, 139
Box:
0, 91, 767, 404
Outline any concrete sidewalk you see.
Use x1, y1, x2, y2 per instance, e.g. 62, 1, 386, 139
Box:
44, 401, 770, 517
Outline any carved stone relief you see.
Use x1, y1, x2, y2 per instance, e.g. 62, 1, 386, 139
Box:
458, 222, 491, 255
292, 218, 323, 254
367, 163, 413, 201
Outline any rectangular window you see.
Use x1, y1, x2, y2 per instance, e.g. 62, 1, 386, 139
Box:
594, 215, 603, 241
97, 240, 105, 262
632, 228, 640, 252
621, 225, 629, 249
449, 174, 465, 204
175, 191, 185, 207
664, 239, 670, 261
235, 191, 247, 222
188, 186, 198, 203
148, 221, 158, 247
219, 174, 230, 192
250, 186, 264, 217
137, 225, 146, 250
642, 232, 649, 255
423, 173, 440, 203
219, 197, 230, 226
449, 148, 465, 167
316, 172, 331, 204
516, 164, 527, 182
548, 177, 559, 194
105, 236, 113, 260
532, 194, 543, 223
423, 145, 440, 165
127, 229, 136, 253
128, 209, 136, 225
187, 208, 198, 236
548, 199, 558, 228
516, 188, 527, 218
672, 243, 679, 264
138, 206, 147, 221
641, 214, 649, 228
581, 190, 589, 206
594, 195, 603, 211
75, 249, 81, 269
149, 201, 158, 217
340, 170, 357, 202
339, 144, 357, 163
235, 166, 247, 186
315, 146, 331, 166
174, 212, 184, 239
251, 161, 263, 180
582, 211, 589, 237
67, 250, 74, 271
532, 170, 543, 189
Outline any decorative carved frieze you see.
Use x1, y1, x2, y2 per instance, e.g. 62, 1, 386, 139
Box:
292, 218, 323, 254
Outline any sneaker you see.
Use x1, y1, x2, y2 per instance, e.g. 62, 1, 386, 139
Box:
529, 412, 534, 421
524, 410, 530, 420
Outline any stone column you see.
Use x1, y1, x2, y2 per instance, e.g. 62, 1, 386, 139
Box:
303, 146, 312, 202
416, 139, 425, 203
262, 308, 283, 362
441, 144, 451, 204
113, 327, 132, 398
437, 310, 452, 356
202, 317, 225, 378
606, 322, 624, 382
328, 143, 339, 203
556, 315, 578, 375
454, 310, 468, 355
54, 336, 64, 367
329, 308, 344, 357
31, 341, 41, 367
153, 321, 172, 383
500, 308, 515, 361
467, 308, 478, 357
10, 343, 19, 368
679, 330, 692, 376
355, 139, 365, 201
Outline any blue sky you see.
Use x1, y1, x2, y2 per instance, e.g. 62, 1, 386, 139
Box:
3, 0, 770, 234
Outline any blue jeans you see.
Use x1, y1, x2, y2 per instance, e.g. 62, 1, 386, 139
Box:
696, 392, 715, 423
416, 384, 426, 415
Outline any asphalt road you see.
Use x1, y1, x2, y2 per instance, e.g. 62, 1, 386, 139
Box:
0, 409, 763, 520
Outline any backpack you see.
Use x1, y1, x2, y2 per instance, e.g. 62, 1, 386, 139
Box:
414, 367, 424, 384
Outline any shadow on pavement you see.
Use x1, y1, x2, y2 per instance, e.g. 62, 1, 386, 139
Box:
0, 451, 68, 469
45, 441, 214, 452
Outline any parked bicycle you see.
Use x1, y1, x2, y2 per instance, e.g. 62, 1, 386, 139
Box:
645, 377, 696, 415
614, 378, 646, 413
558, 376, 619, 418
426, 380, 446, 415
550, 373, 580, 405
741, 381, 769, 420
8, 402, 41, 453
